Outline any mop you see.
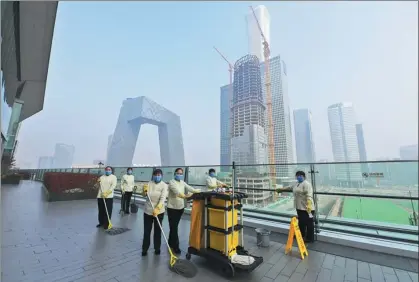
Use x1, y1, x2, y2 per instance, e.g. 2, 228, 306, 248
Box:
99, 180, 130, 236
146, 193, 197, 278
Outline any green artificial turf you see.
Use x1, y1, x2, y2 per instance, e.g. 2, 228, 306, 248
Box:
342, 197, 411, 225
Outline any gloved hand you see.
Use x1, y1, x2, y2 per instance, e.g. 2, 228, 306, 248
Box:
306, 200, 312, 214
102, 190, 111, 198
193, 189, 201, 193
153, 203, 163, 216
177, 193, 186, 199
143, 184, 148, 194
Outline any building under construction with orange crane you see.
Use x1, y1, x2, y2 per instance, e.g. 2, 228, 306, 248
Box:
230, 55, 268, 173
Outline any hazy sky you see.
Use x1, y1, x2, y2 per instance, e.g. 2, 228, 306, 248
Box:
16, 1, 418, 168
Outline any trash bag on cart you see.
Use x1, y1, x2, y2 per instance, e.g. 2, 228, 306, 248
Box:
189, 199, 206, 250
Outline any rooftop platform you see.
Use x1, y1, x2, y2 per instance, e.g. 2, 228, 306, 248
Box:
1, 181, 418, 282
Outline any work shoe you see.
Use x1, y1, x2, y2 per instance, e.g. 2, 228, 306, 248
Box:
142, 251, 147, 256
173, 248, 181, 254
96, 224, 101, 228
155, 250, 161, 255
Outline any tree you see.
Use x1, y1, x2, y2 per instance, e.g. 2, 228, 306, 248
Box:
1, 154, 16, 176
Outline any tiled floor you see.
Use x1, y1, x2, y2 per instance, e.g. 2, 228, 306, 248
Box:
1, 181, 418, 282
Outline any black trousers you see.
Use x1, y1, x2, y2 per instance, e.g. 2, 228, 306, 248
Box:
142, 212, 164, 252
97, 198, 113, 229
167, 208, 184, 250
122, 192, 133, 212
296, 209, 315, 242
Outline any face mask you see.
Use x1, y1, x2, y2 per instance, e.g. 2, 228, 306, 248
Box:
175, 174, 183, 181
153, 175, 162, 183
127, 170, 132, 175
209, 173, 215, 178
105, 170, 112, 176
297, 176, 304, 183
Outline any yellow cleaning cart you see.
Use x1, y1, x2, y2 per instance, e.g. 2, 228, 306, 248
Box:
186, 191, 263, 278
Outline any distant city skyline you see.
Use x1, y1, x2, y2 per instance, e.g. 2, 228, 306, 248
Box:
13, 2, 418, 168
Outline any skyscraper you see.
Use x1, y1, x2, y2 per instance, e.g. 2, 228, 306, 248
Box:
293, 108, 316, 163
261, 56, 294, 178
38, 156, 54, 169
106, 134, 113, 162
53, 143, 75, 168
107, 96, 185, 167
220, 84, 232, 171
355, 124, 367, 162
246, 5, 270, 62
327, 103, 362, 187
399, 144, 418, 160
355, 123, 369, 174
231, 55, 268, 172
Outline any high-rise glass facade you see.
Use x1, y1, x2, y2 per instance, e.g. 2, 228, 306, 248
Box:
1, 71, 12, 151
355, 124, 367, 162
261, 56, 294, 178
220, 84, 232, 171
293, 108, 316, 163
328, 103, 362, 186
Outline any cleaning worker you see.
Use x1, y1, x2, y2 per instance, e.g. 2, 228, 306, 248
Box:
276, 171, 315, 243
96, 166, 117, 229
206, 168, 228, 190
121, 167, 135, 214
142, 168, 168, 256
168, 168, 200, 254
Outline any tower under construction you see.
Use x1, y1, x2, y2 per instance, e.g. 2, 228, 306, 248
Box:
231, 55, 268, 174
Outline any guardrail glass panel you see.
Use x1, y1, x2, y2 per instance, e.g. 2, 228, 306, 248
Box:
315, 194, 418, 243
313, 161, 418, 197
132, 167, 153, 182
187, 165, 232, 187
232, 164, 312, 210
112, 167, 127, 180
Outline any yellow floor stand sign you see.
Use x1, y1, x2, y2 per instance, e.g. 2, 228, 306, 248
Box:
285, 217, 308, 260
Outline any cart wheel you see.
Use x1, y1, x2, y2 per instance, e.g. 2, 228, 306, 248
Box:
222, 264, 235, 278
186, 253, 191, 260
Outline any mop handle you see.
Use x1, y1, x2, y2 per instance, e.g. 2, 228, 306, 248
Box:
146, 192, 171, 249
98, 178, 111, 223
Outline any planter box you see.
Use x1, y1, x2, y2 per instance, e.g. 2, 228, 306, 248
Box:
1, 174, 22, 184
44, 185, 98, 202
43, 172, 100, 202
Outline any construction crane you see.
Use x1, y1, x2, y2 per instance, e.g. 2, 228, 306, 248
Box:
249, 6, 276, 185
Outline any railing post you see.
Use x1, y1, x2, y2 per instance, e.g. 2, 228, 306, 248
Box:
232, 161, 236, 192
184, 166, 189, 183
309, 163, 320, 238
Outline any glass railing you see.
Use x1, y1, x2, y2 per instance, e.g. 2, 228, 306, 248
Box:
22, 160, 419, 244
